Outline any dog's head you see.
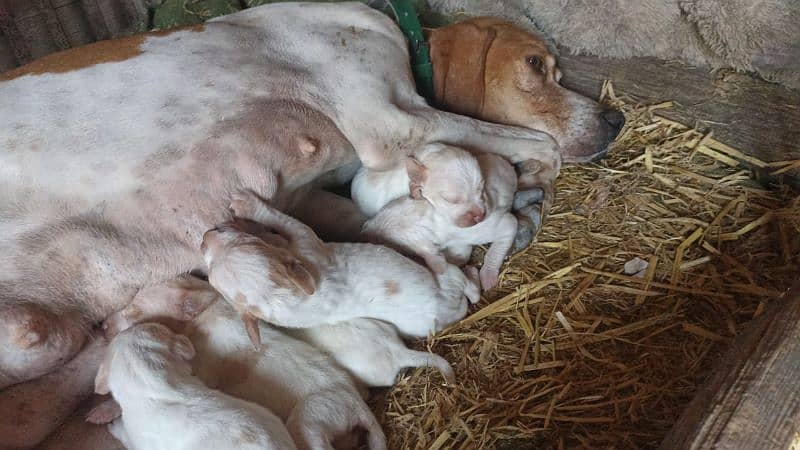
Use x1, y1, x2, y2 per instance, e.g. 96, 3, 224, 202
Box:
429, 18, 624, 163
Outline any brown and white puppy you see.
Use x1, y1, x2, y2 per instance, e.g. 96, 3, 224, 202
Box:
351, 143, 487, 225
362, 152, 518, 290
92, 323, 297, 450
429, 17, 625, 163
202, 190, 478, 338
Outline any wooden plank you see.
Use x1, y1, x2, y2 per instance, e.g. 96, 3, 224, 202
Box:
557, 52, 800, 186
658, 284, 800, 450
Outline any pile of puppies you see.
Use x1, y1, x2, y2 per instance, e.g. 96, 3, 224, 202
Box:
89, 144, 525, 450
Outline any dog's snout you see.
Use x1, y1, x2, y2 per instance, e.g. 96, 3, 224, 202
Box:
602, 108, 625, 133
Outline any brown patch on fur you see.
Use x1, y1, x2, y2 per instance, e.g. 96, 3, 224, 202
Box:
12, 310, 50, 349
0, 25, 204, 81
384, 280, 400, 296
217, 351, 260, 389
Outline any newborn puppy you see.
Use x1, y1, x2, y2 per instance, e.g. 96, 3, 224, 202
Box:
102, 274, 219, 338
202, 191, 478, 339
92, 323, 296, 450
287, 318, 455, 388
351, 143, 487, 228
185, 300, 386, 450
362, 153, 518, 290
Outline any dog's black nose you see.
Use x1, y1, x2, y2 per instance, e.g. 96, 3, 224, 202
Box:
602, 108, 625, 133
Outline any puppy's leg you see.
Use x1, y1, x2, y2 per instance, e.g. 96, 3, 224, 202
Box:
107, 418, 131, 449
0, 332, 106, 448
480, 213, 518, 290
290, 190, 367, 242
287, 392, 386, 450
0, 304, 86, 390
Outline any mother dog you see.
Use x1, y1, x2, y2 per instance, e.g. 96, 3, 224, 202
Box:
0, 0, 620, 420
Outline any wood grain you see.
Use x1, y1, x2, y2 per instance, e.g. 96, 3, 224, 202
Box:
658, 284, 800, 449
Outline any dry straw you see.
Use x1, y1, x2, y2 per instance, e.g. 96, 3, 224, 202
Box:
374, 82, 800, 449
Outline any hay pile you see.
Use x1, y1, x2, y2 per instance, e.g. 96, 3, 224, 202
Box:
376, 83, 800, 449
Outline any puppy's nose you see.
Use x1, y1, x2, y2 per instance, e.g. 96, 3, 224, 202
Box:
602, 108, 625, 133
471, 209, 485, 224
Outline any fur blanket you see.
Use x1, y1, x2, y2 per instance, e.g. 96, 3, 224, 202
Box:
429, 0, 800, 90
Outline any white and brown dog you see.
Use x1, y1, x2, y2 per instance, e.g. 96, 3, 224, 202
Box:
0, 5, 621, 446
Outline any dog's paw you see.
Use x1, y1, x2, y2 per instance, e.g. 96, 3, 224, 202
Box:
513, 187, 544, 211
511, 215, 539, 253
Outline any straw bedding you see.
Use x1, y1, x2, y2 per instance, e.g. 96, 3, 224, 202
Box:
374, 83, 800, 449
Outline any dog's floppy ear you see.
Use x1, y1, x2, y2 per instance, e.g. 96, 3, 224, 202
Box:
406, 156, 428, 199
240, 312, 262, 350
287, 260, 316, 295
428, 21, 497, 116
171, 334, 196, 361
94, 359, 111, 395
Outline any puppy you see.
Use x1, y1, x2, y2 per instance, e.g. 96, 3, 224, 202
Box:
351, 143, 487, 228
185, 300, 386, 450
287, 318, 455, 388
102, 274, 219, 338
362, 153, 518, 290
202, 190, 479, 339
91, 323, 296, 450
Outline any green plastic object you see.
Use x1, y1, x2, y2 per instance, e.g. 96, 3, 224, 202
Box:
386, 0, 435, 102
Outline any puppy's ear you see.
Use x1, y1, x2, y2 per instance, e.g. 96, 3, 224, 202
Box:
406, 156, 428, 199
171, 334, 196, 361
94, 359, 111, 395
86, 398, 122, 425
240, 312, 262, 350
287, 260, 316, 295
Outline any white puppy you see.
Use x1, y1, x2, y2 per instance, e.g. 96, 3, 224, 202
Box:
362, 152, 518, 290
92, 323, 296, 450
351, 143, 487, 227
287, 318, 455, 388
184, 300, 386, 450
201, 191, 479, 339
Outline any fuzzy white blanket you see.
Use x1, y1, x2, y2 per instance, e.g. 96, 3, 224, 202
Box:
429, 0, 800, 90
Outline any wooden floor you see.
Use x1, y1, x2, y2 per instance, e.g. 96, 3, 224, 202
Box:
557, 51, 800, 187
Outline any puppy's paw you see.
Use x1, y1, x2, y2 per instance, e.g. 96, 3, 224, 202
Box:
462, 265, 481, 304
86, 399, 122, 425
479, 267, 499, 291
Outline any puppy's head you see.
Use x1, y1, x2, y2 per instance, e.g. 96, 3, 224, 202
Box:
407, 144, 486, 228
429, 18, 625, 163
202, 223, 316, 298
94, 323, 195, 395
